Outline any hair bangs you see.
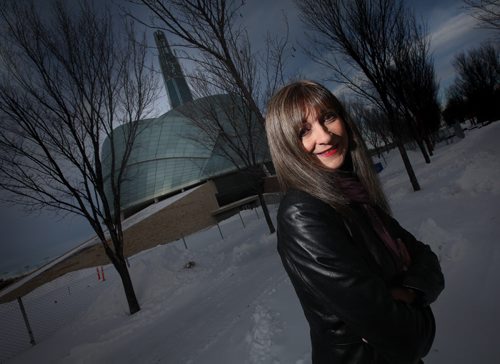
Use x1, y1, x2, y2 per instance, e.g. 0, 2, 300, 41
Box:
281, 83, 342, 136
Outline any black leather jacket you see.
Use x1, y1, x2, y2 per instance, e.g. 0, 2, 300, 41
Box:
277, 189, 445, 364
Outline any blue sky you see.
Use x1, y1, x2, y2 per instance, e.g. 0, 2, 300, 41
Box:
0, 0, 496, 278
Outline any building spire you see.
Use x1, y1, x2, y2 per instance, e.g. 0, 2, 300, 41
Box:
154, 31, 193, 109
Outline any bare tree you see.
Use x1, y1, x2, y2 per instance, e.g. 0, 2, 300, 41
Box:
179, 88, 270, 207
447, 43, 500, 123
464, 0, 500, 34
389, 29, 441, 160
443, 93, 469, 126
0, 0, 159, 314
347, 101, 392, 162
297, 0, 429, 191
130, 0, 293, 234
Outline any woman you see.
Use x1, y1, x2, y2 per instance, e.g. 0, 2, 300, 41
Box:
265, 81, 444, 364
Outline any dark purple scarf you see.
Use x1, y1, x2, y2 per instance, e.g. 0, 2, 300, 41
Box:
337, 176, 411, 272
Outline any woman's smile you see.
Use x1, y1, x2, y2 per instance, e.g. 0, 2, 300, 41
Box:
316, 144, 340, 157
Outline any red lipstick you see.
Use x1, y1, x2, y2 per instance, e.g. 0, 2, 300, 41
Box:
317, 145, 339, 157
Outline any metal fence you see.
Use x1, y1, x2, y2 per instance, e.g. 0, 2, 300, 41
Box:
0, 199, 280, 363
0, 269, 108, 363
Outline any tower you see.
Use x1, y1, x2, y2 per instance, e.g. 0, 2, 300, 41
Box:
154, 31, 193, 109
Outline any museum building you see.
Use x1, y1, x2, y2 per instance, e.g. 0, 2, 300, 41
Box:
101, 31, 271, 217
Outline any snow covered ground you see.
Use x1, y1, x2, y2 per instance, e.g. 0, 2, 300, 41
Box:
5, 122, 500, 363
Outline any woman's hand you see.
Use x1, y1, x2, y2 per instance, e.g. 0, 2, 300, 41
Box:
391, 287, 417, 304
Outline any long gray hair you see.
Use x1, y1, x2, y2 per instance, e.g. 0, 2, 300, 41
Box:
265, 80, 391, 216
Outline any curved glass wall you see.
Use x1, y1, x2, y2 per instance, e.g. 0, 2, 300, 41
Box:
102, 94, 269, 212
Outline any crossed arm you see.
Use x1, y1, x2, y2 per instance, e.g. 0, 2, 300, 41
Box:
278, 197, 444, 362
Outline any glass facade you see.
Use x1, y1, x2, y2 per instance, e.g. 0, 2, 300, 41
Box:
154, 31, 193, 109
102, 94, 269, 212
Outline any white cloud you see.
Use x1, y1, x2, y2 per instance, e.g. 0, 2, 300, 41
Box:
426, 9, 494, 98
429, 12, 478, 52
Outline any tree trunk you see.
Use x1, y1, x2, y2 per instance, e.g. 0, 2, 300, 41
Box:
114, 258, 141, 315
257, 192, 275, 234
416, 138, 431, 164
424, 136, 434, 156
396, 142, 421, 191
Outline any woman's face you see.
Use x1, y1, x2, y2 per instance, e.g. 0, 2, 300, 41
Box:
300, 108, 349, 170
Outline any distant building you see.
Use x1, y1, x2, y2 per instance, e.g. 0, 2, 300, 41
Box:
102, 32, 270, 217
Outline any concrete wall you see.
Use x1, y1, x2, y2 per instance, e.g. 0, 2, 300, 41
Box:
122, 181, 219, 255
1, 182, 220, 303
